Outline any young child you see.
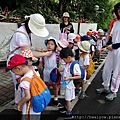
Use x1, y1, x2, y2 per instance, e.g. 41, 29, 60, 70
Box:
5, 54, 41, 120
38, 36, 61, 106
77, 41, 90, 99
67, 33, 76, 55
59, 47, 81, 117
96, 29, 105, 52
20, 49, 40, 76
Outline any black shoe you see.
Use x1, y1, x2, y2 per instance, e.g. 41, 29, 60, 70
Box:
60, 111, 73, 118
53, 100, 63, 107
59, 106, 67, 113
75, 88, 80, 96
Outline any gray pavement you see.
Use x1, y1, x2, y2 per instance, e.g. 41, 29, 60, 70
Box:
0, 52, 107, 120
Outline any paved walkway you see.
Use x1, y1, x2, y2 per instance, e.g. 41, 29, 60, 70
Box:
0, 68, 14, 106
0, 52, 107, 120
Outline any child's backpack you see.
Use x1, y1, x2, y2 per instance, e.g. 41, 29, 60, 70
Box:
86, 58, 95, 77
50, 68, 61, 86
22, 70, 51, 113
90, 44, 100, 62
70, 60, 85, 79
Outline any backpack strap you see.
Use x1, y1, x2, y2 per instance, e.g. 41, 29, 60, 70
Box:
70, 60, 78, 75
70, 60, 85, 79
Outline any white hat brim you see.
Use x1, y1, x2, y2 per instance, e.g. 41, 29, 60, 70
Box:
28, 20, 49, 37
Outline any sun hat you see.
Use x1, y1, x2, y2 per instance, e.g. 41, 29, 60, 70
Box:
86, 31, 93, 36
4, 54, 28, 72
68, 39, 74, 44
81, 35, 92, 41
74, 34, 81, 42
62, 12, 70, 18
98, 29, 104, 36
58, 38, 69, 48
44, 36, 58, 46
20, 49, 38, 61
77, 41, 90, 52
68, 33, 76, 40
28, 13, 49, 37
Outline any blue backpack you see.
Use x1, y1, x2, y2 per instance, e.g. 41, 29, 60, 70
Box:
70, 60, 85, 79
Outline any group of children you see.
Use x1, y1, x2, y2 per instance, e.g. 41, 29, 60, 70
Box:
5, 29, 107, 119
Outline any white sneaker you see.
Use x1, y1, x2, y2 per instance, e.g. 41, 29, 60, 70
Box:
105, 92, 117, 101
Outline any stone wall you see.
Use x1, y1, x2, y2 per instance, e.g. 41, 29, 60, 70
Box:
0, 22, 97, 62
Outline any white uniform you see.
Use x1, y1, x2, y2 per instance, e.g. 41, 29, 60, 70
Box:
79, 54, 89, 80
63, 62, 81, 101
40, 52, 57, 83
20, 70, 41, 120
102, 21, 120, 92
96, 39, 103, 51
7, 26, 31, 101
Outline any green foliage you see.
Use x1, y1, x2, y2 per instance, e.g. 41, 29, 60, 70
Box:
2, 0, 119, 30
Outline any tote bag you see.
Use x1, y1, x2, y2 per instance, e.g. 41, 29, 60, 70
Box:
59, 28, 67, 40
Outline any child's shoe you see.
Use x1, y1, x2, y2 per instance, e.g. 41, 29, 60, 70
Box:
78, 91, 86, 99
60, 110, 73, 118
59, 106, 67, 113
53, 100, 63, 107
75, 88, 80, 96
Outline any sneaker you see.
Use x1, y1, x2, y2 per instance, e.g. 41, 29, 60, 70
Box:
96, 87, 110, 94
105, 92, 117, 101
53, 100, 63, 107
75, 88, 80, 96
78, 91, 86, 99
60, 111, 73, 118
59, 106, 67, 113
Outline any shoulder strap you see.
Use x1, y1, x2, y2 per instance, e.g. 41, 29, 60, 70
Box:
70, 60, 78, 75
7, 31, 27, 57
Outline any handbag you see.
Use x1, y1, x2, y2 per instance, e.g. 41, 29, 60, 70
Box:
59, 29, 67, 40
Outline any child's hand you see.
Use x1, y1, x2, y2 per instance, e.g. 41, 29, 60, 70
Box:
64, 77, 70, 81
17, 104, 22, 111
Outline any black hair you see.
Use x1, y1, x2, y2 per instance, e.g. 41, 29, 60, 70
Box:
112, 10, 115, 14
114, 2, 120, 20
60, 47, 74, 59
45, 39, 57, 51
24, 18, 31, 33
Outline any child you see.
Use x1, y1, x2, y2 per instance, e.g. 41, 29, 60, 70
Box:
5, 54, 41, 120
67, 33, 76, 55
96, 29, 105, 52
38, 36, 61, 106
20, 49, 40, 76
77, 41, 90, 99
59, 47, 81, 117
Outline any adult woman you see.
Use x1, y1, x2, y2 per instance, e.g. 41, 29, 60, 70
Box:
96, 2, 120, 101
60, 12, 74, 34
7, 13, 52, 103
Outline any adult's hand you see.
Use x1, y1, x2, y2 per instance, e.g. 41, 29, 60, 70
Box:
106, 45, 113, 51
32, 51, 52, 58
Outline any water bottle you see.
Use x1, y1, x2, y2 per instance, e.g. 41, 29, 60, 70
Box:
60, 80, 66, 96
